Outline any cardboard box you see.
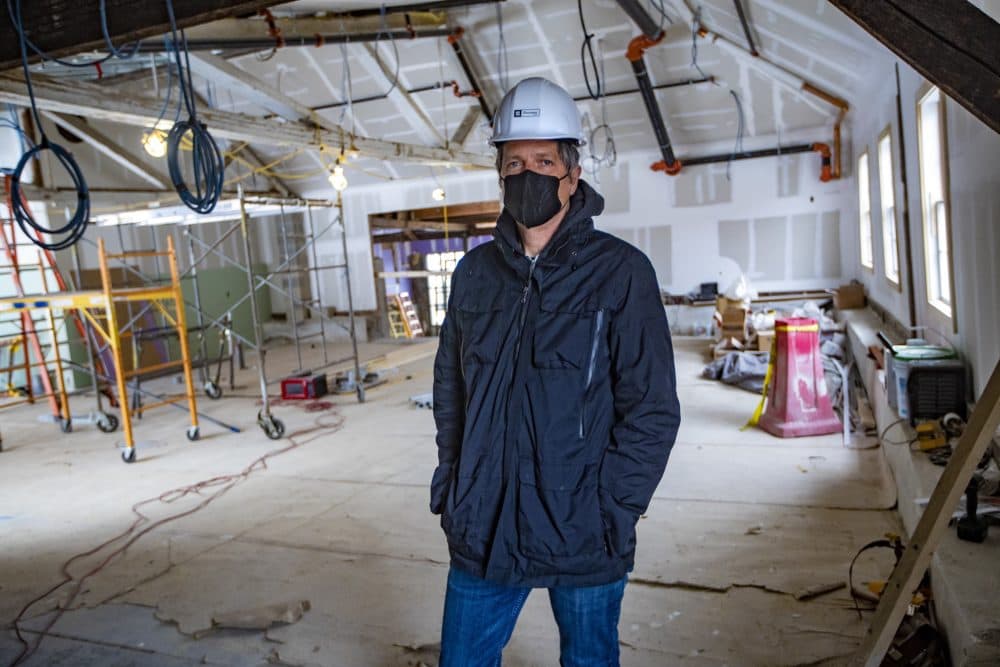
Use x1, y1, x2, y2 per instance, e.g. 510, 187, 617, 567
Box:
756, 331, 775, 352
833, 283, 866, 310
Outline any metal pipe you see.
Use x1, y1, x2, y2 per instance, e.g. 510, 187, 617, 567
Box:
626, 34, 681, 175
332, 0, 503, 18
305, 205, 330, 367
237, 187, 271, 419
679, 143, 816, 167
615, 0, 663, 39
732, 0, 759, 56
573, 77, 713, 102
336, 196, 364, 403
313, 81, 459, 112
132, 28, 452, 54
448, 28, 494, 122
895, 63, 917, 329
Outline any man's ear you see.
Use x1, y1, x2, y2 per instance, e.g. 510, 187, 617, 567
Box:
568, 165, 582, 194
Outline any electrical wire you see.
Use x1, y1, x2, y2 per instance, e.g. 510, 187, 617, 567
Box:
8, 408, 346, 666
6, 0, 90, 251
577, 0, 603, 100
879, 417, 918, 446
4, 0, 114, 69
648, 0, 674, 29
586, 40, 616, 171
164, 0, 224, 215
372, 4, 402, 99
495, 3, 510, 95
690, 5, 712, 82
98, 0, 140, 60
726, 90, 745, 180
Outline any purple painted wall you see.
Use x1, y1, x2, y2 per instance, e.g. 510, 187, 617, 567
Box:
374, 235, 492, 296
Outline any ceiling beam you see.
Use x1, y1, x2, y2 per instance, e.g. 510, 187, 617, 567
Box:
0, 73, 494, 168
297, 47, 402, 180
0, 0, 288, 72
355, 44, 446, 147
39, 110, 167, 189
828, 0, 1000, 134
186, 52, 336, 131
182, 13, 446, 42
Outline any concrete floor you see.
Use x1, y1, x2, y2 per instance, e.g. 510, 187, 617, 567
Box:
0, 337, 902, 666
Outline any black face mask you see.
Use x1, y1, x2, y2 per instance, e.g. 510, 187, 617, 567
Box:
502, 170, 569, 228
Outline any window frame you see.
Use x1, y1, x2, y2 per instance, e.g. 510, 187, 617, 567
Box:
857, 149, 875, 272
876, 125, 902, 290
915, 84, 956, 328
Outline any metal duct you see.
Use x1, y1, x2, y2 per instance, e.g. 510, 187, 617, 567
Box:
626, 34, 681, 175
615, 0, 663, 39
677, 143, 832, 182
572, 77, 713, 102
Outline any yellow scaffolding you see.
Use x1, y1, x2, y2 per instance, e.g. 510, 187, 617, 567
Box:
0, 236, 200, 462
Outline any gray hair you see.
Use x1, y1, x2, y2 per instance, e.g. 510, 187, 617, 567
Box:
494, 140, 580, 176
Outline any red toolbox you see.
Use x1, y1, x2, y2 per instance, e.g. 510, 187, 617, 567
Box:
280, 373, 328, 400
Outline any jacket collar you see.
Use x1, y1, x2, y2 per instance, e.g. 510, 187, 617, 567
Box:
493, 178, 604, 267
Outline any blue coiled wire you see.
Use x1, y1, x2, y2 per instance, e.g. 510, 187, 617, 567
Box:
6, 0, 90, 251
164, 0, 224, 214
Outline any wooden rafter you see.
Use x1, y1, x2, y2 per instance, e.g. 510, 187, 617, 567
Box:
829, 0, 1000, 134
0, 0, 289, 71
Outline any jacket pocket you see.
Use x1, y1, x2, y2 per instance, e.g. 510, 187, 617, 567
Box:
457, 293, 506, 365
441, 474, 484, 555
517, 463, 605, 561
599, 486, 638, 558
531, 308, 593, 370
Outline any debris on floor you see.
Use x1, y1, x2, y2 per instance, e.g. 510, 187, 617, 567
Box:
212, 598, 312, 632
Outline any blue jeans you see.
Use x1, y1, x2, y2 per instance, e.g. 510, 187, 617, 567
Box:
439, 566, 627, 667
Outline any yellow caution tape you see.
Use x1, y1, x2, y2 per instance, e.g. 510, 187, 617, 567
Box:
775, 323, 818, 333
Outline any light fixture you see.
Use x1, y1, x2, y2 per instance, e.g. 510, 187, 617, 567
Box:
142, 129, 168, 158
347, 137, 360, 160
328, 165, 348, 192
432, 187, 446, 201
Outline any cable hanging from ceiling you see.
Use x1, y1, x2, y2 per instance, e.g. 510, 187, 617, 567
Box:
726, 89, 746, 181
372, 3, 402, 98
647, 0, 674, 30
577, 0, 603, 100
5, 0, 90, 251
585, 38, 616, 176
495, 3, 510, 95
164, 0, 224, 214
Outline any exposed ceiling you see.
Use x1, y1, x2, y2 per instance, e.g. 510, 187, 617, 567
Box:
16, 0, 893, 200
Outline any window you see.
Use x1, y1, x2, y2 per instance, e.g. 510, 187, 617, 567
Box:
857, 151, 874, 270
877, 129, 900, 285
916, 87, 953, 317
426, 250, 464, 328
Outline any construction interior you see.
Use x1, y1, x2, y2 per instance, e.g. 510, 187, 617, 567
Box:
0, 1, 998, 665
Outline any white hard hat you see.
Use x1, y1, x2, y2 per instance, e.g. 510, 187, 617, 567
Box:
490, 77, 585, 146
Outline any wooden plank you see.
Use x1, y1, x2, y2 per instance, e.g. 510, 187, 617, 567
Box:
829, 0, 1000, 134
40, 111, 167, 189
852, 358, 1000, 665
0, 73, 494, 168
0, 0, 287, 72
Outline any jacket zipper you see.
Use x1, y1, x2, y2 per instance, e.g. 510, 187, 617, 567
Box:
579, 309, 604, 439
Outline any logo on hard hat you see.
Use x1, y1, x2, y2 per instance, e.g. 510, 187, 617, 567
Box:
513, 108, 540, 118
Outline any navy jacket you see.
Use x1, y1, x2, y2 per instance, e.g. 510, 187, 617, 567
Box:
431, 180, 680, 587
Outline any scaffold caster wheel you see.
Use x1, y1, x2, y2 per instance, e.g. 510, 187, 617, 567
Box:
121, 448, 136, 464
60, 418, 72, 433
258, 413, 285, 440
204, 382, 222, 400
97, 414, 119, 433
186, 426, 200, 442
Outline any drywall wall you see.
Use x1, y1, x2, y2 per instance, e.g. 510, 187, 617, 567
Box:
317, 124, 852, 314
849, 58, 1000, 398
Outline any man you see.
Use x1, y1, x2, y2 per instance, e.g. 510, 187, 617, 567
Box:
431, 77, 680, 666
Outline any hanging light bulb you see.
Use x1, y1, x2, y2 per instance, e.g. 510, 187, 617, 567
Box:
432, 187, 446, 201
328, 164, 348, 192
142, 129, 168, 158
347, 138, 360, 160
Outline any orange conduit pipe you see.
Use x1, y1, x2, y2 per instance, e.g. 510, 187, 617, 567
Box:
625, 32, 683, 176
